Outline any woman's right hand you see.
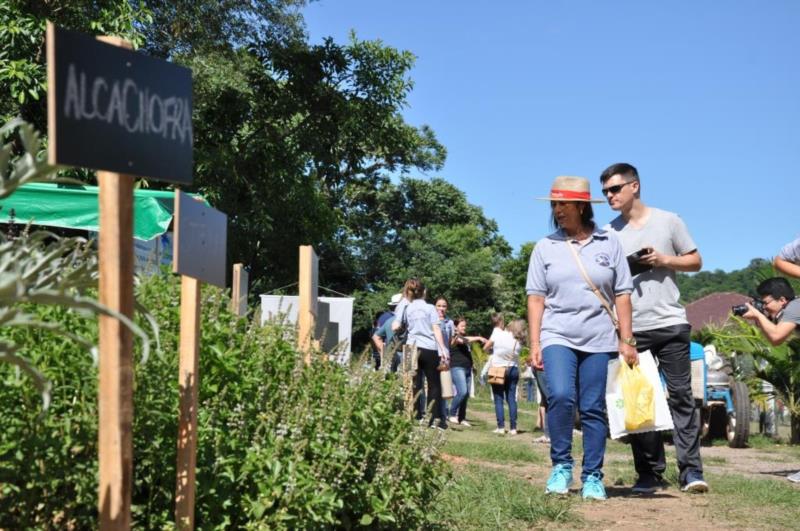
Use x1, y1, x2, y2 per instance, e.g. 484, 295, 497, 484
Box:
530, 344, 543, 370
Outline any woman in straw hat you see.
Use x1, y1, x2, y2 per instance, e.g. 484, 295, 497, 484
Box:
525, 176, 637, 500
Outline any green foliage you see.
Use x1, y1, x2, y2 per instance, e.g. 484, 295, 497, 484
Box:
0, 272, 448, 528
497, 242, 535, 320
0, 1, 151, 126
677, 258, 774, 303
0, 120, 151, 407
708, 318, 800, 443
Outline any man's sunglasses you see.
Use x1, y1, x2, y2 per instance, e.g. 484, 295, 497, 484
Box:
601, 181, 634, 196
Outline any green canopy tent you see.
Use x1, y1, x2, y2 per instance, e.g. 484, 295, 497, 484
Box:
0, 182, 179, 240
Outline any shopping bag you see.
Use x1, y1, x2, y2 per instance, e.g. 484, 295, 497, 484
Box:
606, 351, 674, 439
619, 362, 654, 431
440, 369, 455, 399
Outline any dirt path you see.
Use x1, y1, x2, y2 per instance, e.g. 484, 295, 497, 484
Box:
453, 407, 800, 530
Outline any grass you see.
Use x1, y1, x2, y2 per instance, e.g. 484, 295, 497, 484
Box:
435, 389, 800, 529
433, 464, 575, 529
705, 473, 800, 529
443, 437, 544, 465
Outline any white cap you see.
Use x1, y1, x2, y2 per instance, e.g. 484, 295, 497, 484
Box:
388, 293, 403, 306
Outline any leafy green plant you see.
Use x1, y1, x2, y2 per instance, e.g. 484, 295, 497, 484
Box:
1, 271, 449, 528
709, 318, 800, 444
0, 119, 152, 407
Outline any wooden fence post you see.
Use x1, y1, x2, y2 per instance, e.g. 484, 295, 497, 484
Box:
174, 275, 201, 530
230, 263, 248, 317
94, 34, 135, 531
297, 245, 318, 365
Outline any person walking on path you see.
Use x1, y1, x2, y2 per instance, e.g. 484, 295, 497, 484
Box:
393, 278, 451, 429
447, 317, 486, 427
484, 315, 526, 436
600, 162, 708, 494
527, 175, 636, 501
372, 293, 404, 372
435, 297, 455, 418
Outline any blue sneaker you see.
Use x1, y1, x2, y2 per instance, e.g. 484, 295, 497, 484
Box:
582, 472, 607, 500
545, 463, 573, 494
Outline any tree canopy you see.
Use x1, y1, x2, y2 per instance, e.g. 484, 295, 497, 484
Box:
2, 1, 527, 345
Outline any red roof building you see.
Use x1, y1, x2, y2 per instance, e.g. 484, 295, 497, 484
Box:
685, 292, 750, 331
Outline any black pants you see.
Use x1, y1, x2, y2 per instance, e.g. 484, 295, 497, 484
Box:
415, 347, 445, 427
631, 324, 703, 485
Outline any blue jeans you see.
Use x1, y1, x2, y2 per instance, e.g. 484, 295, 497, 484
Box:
490, 366, 519, 430
526, 378, 536, 402
449, 366, 472, 422
543, 345, 612, 481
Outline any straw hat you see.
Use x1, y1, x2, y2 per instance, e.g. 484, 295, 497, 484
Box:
388, 293, 403, 306
536, 175, 604, 203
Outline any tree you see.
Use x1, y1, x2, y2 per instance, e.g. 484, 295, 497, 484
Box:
0, 1, 151, 127
497, 242, 535, 320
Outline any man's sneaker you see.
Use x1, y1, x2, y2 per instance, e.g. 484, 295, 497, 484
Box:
632, 475, 666, 494
448, 416, 460, 425
582, 472, 607, 500
681, 473, 709, 493
492, 428, 506, 435
460, 420, 472, 427
509, 429, 518, 435
545, 463, 573, 495
787, 470, 800, 483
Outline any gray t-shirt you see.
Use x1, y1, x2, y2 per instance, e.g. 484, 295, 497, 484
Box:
395, 299, 439, 351
778, 238, 800, 264
781, 298, 800, 327
526, 227, 632, 353
606, 208, 697, 332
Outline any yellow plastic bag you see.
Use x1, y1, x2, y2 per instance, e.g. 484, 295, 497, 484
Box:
619, 361, 655, 431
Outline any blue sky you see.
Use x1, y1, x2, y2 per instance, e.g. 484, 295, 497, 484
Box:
303, 1, 800, 272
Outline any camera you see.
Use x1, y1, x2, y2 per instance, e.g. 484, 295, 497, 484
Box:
731, 299, 764, 317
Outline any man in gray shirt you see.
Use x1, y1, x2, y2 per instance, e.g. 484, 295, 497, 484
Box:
775, 237, 800, 279
600, 162, 707, 494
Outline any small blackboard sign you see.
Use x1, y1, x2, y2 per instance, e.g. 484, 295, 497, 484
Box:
46, 23, 193, 184
173, 191, 227, 287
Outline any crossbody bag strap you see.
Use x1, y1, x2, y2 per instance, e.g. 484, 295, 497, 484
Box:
565, 240, 619, 330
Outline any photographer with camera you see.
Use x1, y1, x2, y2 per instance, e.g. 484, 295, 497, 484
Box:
741, 278, 800, 483
740, 277, 800, 346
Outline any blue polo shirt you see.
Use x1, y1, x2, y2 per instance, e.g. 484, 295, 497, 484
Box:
526, 227, 632, 353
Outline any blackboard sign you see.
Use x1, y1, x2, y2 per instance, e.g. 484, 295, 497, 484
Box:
46, 23, 193, 184
173, 191, 227, 287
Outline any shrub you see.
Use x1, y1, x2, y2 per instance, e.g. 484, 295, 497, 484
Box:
0, 272, 448, 528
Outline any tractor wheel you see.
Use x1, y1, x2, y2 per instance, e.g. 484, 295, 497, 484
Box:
727, 380, 750, 448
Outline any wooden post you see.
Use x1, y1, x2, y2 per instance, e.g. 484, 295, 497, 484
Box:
297, 245, 318, 365
95, 34, 135, 531
230, 263, 248, 317
175, 276, 201, 530
172, 190, 227, 530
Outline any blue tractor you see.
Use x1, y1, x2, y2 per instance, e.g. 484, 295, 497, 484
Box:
690, 342, 750, 448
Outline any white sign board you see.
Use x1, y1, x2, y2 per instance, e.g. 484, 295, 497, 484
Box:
260, 295, 354, 363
